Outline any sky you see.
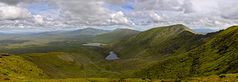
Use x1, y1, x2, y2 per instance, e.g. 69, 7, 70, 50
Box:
0, 0, 237, 32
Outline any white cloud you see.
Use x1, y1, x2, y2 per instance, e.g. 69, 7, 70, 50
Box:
110, 11, 129, 24
0, 2, 31, 20
148, 11, 162, 22
0, 0, 237, 31
33, 15, 44, 25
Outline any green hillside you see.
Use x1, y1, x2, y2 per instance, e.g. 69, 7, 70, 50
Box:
21, 52, 121, 79
90, 24, 209, 78
135, 26, 238, 79
0, 24, 237, 81
114, 24, 205, 59
0, 54, 47, 81
93, 28, 139, 43
0, 41, 121, 78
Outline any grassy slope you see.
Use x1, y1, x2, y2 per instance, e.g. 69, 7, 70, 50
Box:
114, 24, 203, 59
186, 73, 238, 82
93, 28, 139, 43
0, 55, 47, 81
136, 26, 238, 79
1, 25, 237, 81
0, 29, 140, 78
103, 24, 206, 76
21, 52, 121, 79
1, 41, 123, 78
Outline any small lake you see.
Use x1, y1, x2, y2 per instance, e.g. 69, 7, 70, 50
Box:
82, 43, 106, 47
82, 43, 119, 60
105, 51, 119, 60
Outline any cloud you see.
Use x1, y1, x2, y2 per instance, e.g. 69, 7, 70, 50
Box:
0, 0, 237, 31
33, 15, 44, 25
219, 0, 238, 19
0, 2, 31, 20
110, 11, 129, 24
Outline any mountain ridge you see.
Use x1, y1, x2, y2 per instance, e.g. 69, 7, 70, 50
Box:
135, 25, 238, 79
113, 24, 202, 58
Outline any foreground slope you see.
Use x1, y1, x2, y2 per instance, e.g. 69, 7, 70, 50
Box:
136, 26, 238, 79
0, 55, 46, 81
2, 41, 120, 78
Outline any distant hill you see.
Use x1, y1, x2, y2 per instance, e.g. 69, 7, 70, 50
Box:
192, 28, 216, 34
34, 28, 109, 36
135, 26, 238, 79
65, 28, 110, 36
93, 28, 139, 43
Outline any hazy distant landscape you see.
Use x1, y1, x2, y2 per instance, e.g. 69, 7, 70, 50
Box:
0, 0, 238, 82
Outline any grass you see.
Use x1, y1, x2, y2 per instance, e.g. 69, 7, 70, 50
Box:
0, 25, 237, 81
135, 26, 238, 79
10, 78, 155, 82
186, 74, 238, 82
21, 52, 118, 78
7, 74, 238, 82
0, 55, 47, 81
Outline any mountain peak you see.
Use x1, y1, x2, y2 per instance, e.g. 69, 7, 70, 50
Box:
167, 24, 193, 32
146, 24, 195, 36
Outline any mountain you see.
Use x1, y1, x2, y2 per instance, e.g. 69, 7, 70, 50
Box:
1, 24, 237, 81
135, 26, 238, 79
93, 28, 139, 43
0, 28, 110, 48
35, 28, 109, 36
114, 24, 204, 59
65, 28, 110, 36
0, 54, 46, 81
3, 24, 207, 78
94, 24, 210, 77
37, 28, 111, 42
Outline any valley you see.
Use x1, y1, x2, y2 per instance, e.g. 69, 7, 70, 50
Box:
0, 24, 237, 82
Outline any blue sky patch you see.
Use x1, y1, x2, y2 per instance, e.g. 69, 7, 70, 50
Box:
104, 0, 135, 13
27, 2, 57, 15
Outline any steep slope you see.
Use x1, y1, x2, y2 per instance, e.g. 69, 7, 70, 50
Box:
99, 24, 209, 77
114, 24, 203, 59
93, 28, 139, 43
136, 26, 238, 79
0, 55, 46, 81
